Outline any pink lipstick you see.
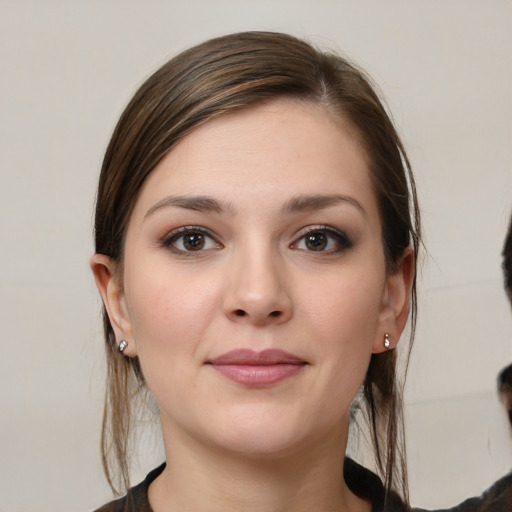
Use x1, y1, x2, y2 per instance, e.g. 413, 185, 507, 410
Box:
207, 349, 306, 387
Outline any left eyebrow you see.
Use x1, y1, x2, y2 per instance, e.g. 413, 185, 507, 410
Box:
282, 194, 366, 216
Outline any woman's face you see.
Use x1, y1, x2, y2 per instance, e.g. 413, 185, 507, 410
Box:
96, 99, 410, 458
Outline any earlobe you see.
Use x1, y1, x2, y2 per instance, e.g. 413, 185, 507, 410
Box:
372, 248, 415, 354
90, 254, 137, 357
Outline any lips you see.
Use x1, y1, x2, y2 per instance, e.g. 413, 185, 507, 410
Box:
207, 349, 307, 387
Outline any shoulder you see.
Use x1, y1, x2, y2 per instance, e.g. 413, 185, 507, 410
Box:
93, 495, 127, 512
344, 457, 409, 512
412, 471, 512, 512
467, 471, 512, 511
92, 464, 166, 512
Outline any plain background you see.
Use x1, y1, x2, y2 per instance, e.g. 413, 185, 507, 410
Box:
1, 1, 511, 510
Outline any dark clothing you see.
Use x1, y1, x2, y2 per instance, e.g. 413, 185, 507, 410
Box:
94, 464, 160, 512
94, 462, 512, 512
93, 458, 406, 512
416, 472, 512, 512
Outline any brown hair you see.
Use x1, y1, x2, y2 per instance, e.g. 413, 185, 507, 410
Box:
93, 31, 421, 507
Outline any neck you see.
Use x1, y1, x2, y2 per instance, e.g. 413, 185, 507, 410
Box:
148, 418, 370, 512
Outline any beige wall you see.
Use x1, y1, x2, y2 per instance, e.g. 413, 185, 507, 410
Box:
1, 1, 511, 510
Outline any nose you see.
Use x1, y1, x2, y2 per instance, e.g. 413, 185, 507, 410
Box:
223, 245, 293, 326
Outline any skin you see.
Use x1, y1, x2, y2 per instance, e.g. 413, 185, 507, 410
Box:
92, 99, 413, 512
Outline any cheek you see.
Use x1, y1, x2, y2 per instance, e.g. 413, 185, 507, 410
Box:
301, 267, 385, 388
305, 269, 384, 342
125, 263, 221, 359
123, 265, 224, 412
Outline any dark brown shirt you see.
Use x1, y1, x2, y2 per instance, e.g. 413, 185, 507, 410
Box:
94, 461, 512, 512
415, 471, 512, 512
93, 458, 405, 512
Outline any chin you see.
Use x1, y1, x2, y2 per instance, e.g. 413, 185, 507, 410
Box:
213, 430, 308, 460
201, 406, 338, 460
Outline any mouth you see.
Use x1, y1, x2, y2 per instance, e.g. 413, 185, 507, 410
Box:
206, 349, 307, 387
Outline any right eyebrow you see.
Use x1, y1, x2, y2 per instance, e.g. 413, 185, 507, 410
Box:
144, 195, 236, 219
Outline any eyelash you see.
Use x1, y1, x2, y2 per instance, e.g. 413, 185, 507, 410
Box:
160, 225, 352, 255
291, 225, 352, 254
161, 226, 221, 255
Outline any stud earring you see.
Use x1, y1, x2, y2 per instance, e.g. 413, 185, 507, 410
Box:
384, 333, 391, 349
118, 340, 128, 354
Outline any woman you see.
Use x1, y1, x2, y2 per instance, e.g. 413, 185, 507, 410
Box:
90, 31, 420, 512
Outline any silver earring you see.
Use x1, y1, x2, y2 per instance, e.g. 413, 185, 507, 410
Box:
118, 340, 128, 354
384, 333, 391, 349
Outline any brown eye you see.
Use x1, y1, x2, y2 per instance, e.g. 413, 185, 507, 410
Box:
183, 233, 206, 251
305, 233, 327, 251
293, 227, 352, 254
163, 228, 220, 253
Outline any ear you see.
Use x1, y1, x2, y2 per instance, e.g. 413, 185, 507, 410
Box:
90, 254, 138, 357
372, 247, 415, 354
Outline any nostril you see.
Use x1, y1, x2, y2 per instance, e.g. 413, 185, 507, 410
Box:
232, 309, 283, 319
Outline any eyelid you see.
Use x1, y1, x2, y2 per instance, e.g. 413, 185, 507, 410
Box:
291, 225, 352, 251
161, 225, 222, 253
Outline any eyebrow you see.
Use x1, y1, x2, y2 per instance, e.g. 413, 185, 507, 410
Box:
145, 193, 365, 219
145, 195, 235, 219
282, 194, 366, 216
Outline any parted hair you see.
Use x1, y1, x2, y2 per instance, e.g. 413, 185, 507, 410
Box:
93, 31, 421, 508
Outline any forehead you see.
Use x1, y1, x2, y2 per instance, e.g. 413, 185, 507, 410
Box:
131, 98, 378, 220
